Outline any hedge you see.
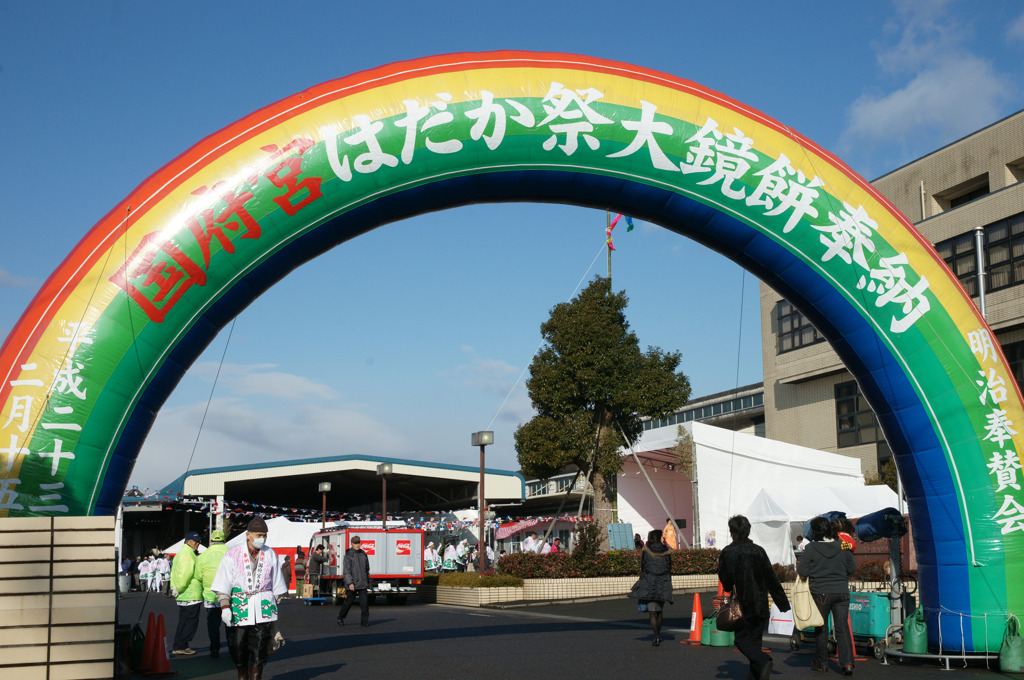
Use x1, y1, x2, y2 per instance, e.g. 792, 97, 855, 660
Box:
420, 572, 524, 588
495, 547, 722, 579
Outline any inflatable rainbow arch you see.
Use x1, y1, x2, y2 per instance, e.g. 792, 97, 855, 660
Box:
1, 52, 1022, 651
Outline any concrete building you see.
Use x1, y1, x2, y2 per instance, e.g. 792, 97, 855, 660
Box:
760, 110, 1024, 476
640, 382, 765, 437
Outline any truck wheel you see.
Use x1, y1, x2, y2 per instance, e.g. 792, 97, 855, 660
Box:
873, 640, 887, 660
386, 595, 408, 606
331, 584, 342, 606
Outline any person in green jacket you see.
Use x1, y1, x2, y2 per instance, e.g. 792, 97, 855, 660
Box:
170, 531, 204, 655
197, 529, 230, 658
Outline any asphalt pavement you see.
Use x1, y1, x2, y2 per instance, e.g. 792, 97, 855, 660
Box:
118, 590, 1014, 679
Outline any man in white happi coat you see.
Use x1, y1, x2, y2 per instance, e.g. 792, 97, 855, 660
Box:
455, 539, 470, 572
212, 517, 286, 680
423, 542, 440, 573
148, 555, 163, 592
441, 541, 458, 572
522, 532, 536, 553
156, 554, 171, 596
138, 556, 152, 591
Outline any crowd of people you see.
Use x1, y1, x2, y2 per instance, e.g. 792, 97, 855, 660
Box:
120, 552, 172, 595
624, 513, 859, 679
126, 514, 860, 678
125, 520, 287, 679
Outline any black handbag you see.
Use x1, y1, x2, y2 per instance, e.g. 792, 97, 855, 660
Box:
716, 594, 745, 632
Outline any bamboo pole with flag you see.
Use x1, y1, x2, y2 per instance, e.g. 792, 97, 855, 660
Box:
605, 211, 635, 284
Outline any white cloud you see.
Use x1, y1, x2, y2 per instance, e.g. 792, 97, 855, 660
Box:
1006, 12, 1024, 43
188, 362, 337, 400
838, 2, 1012, 170
843, 55, 1007, 147
446, 347, 536, 426
876, 0, 961, 74
0, 267, 34, 288
129, 396, 409, 490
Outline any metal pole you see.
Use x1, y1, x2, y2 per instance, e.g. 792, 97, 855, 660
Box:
888, 525, 904, 629
974, 225, 987, 319
321, 491, 326, 531
606, 210, 612, 285
382, 475, 387, 532
479, 444, 486, 573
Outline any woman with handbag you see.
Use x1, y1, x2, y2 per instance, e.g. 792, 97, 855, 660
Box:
797, 516, 857, 675
627, 529, 674, 646
718, 515, 790, 680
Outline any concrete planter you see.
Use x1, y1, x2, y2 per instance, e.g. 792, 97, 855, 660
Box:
416, 585, 524, 606
416, 573, 720, 606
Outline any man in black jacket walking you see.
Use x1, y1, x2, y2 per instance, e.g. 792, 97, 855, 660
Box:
337, 535, 371, 628
718, 515, 790, 680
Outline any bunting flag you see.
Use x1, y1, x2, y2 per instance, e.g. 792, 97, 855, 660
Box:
606, 214, 634, 251
124, 493, 592, 533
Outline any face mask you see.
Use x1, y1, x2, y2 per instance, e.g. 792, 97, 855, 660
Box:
252, 538, 265, 549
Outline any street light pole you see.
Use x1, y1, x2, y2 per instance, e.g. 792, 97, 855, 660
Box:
318, 482, 331, 531
471, 431, 493, 574
376, 463, 393, 531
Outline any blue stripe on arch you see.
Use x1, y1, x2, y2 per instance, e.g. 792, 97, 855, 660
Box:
95, 168, 974, 640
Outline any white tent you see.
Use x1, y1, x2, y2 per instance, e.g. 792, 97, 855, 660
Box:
746, 485, 901, 565
620, 421, 868, 550
161, 538, 206, 555
226, 516, 343, 549
162, 517, 341, 554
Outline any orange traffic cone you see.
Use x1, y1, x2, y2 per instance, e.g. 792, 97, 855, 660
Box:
713, 581, 726, 610
685, 592, 704, 644
143, 614, 178, 677
137, 611, 156, 671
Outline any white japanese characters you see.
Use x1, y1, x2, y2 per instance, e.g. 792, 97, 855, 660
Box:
970, 327, 1024, 534
319, 84, 930, 337
0, 322, 93, 513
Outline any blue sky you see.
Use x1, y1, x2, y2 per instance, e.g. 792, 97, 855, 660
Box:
2, 0, 1024, 493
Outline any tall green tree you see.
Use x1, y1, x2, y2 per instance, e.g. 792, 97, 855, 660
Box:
514, 277, 691, 548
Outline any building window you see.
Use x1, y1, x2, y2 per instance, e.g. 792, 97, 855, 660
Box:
641, 392, 763, 431
935, 232, 978, 296
835, 381, 882, 448
985, 213, 1024, 292
934, 173, 989, 212
1004, 340, 1024, 388
777, 300, 824, 353
948, 184, 989, 209
935, 212, 1024, 295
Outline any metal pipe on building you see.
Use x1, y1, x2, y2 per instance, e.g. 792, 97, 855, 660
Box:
974, 225, 987, 319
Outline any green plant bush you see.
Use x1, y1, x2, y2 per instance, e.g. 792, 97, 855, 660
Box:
496, 546, 721, 579
431, 572, 524, 588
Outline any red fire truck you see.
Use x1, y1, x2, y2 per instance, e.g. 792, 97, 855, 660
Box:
311, 526, 425, 605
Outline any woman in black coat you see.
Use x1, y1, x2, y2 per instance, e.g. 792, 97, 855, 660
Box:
628, 529, 674, 646
798, 515, 857, 675
718, 514, 790, 680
